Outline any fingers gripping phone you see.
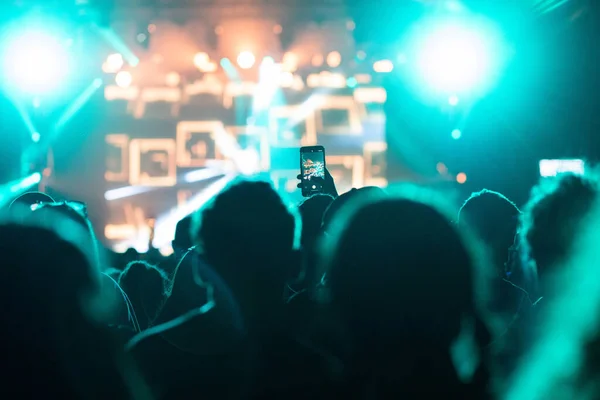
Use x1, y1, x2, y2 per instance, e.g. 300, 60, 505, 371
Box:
300, 146, 326, 197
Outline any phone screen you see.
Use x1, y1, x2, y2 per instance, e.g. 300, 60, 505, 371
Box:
301, 146, 326, 196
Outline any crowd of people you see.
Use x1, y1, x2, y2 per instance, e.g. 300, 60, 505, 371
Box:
3, 167, 600, 399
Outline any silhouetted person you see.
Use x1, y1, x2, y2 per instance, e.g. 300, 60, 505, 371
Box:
123, 247, 140, 267
458, 190, 532, 387
509, 173, 600, 399
8, 191, 55, 211
28, 202, 136, 330
195, 179, 300, 328
119, 261, 168, 330
158, 214, 194, 278
323, 187, 492, 399
321, 186, 386, 234
520, 172, 599, 291
0, 223, 148, 399
172, 214, 193, 258
458, 189, 521, 279
128, 246, 246, 399
194, 179, 332, 398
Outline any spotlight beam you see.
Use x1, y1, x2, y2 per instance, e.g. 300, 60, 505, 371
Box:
152, 174, 237, 249
94, 26, 140, 67
0, 172, 42, 208
104, 168, 227, 201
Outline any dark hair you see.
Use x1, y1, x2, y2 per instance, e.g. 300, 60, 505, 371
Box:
195, 179, 299, 271
520, 173, 599, 278
323, 187, 491, 396
326, 191, 481, 337
322, 186, 386, 232
458, 189, 521, 275
119, 261, 168, 328
0, 224, 143, 398
458, 189, 521, 240
173, 215, 193, 253
30, 201, 101, 272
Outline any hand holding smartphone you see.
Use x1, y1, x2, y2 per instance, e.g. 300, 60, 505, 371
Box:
300, 146, 326, 197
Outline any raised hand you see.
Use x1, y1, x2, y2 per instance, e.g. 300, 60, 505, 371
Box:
297, 168, 338, 198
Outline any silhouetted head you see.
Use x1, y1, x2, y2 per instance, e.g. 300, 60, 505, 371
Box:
119, 261, 168, 329
458, 189, 521, 276
29, 201, 101, 272
123, 247, 139, 264
520, 172, 600, 280
9, 191, 55, 211
193, 179, 300, 313
0, 224, 98, 321
322, 186, 386, 233
298, 193, 334, 247
0, 223, 143, 398
322, 187, 492, 392
326, 188, 481, 342
172, 214, 193, 256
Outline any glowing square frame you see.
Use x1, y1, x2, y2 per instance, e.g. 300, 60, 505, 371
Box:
314, 95, 363, 135
129, 138, 177, 187
326, 155, 365, 190
134, 87, 182, 119
176, 121, 225, 168
268, 105, 317, 146
363, 142, 388, 187
105, 134, 129, 182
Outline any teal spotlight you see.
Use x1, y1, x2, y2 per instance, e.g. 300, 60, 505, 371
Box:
451, 129, 462, 139
1, 30, 71, 95
31, 132, 40, 142
406, 15, 506, 98
346, 77, 358, 88
10, 172, 42, 194
448, 94, 459, 106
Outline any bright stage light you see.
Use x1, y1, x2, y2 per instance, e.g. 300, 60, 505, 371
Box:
451, 129, 462, 139
456, 172, 467, 184
103, 53, 124, 73
312, 54, 324, 67
194, 52, 209, 69
326, 51, 341, 68
31, 132, 40, 143
2, 31, 70, 95
448, 94, 460, 106
165, 72, 181, 87
282, 52, 298, 72
373, 60, 394, 73
237, 51, 255, 69
115, 71, 132, 88
408, 16, 504, 97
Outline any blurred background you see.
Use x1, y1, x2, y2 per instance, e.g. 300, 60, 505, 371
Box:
0, 0, 597, 254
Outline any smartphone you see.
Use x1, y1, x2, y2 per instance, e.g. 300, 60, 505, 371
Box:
300, 145, 326, 197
